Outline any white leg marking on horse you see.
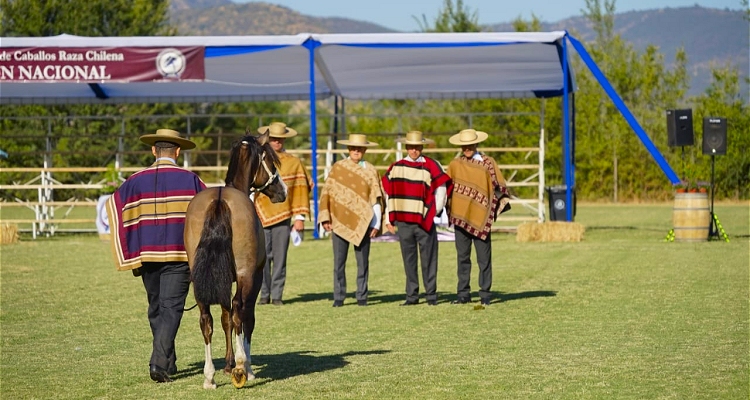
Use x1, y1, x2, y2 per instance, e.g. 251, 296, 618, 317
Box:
203, 343, 217, 389
234, 332, 254, 380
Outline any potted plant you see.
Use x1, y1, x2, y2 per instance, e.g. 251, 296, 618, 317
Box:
675, 164, 709, 193
101, 164, 121, 195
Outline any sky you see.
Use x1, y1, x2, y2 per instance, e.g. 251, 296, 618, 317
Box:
232, 0, 743, 31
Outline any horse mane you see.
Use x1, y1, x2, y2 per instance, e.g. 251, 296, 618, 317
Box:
224, 134, 281, 189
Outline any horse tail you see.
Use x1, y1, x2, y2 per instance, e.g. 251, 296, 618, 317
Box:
190, 190, 234, 308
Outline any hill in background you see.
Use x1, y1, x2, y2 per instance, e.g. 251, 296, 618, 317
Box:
488, 6, 748, 97
170, 1, 747, 97
170, 1, 395, 35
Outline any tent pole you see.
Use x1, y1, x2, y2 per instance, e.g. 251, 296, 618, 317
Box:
562, 35, 573, 221
306, 38, 321, 239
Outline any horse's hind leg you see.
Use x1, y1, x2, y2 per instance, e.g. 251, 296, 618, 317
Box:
198, 303, 217, 389
230, 285, 256, 388
220, 306, 235, 375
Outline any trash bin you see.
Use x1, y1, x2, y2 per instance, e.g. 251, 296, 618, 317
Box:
546, 185, 576, 221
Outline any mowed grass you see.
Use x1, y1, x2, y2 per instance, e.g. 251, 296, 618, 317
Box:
1, 203, 748, 399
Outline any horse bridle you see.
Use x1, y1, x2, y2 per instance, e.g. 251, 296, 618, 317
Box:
248, 150, 279, 194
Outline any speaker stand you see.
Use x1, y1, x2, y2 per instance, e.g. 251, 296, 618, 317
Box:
680, 146, 686, 181
708, 155, 730, 242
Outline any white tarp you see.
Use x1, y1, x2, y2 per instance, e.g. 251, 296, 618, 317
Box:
0, 31, 573, 104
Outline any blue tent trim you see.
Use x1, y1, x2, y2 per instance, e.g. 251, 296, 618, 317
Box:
205, 45, 291, 58
566, 33, 680, 186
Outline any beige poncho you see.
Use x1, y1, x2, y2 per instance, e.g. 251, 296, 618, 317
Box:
319, 158, 384, 245
446, 155, 510, 240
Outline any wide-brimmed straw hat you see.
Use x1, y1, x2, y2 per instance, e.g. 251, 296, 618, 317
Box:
448, 128, 489, 146
139, 129, 196, 150
257, 122, 298, 138
337, 133, 378, 147
395, 131, 435, 146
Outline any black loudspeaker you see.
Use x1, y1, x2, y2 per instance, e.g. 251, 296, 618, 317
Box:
666, 109, 694, 147
702, 117, 727, 155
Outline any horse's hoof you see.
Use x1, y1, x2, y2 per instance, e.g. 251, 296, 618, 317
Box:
231, 368, 247, 388
203, 380, 217, 390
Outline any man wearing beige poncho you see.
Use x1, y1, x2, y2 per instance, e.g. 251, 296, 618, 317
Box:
319, 134, 384, 307
446, 129, 511, 306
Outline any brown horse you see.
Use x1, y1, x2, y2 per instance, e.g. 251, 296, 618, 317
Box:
184, 129, 287, 389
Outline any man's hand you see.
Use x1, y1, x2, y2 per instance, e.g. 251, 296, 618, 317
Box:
322, 221, 331, 232
369, 227, 379, 238
385, 223, 395, 234
293, 219, 305, 232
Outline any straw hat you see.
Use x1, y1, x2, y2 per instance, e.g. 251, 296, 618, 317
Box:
395, 131, 435, 145
448, 129, 488, 146
336, 133, 378, 147
139, 129, 196, 150
257, 122, 298, 138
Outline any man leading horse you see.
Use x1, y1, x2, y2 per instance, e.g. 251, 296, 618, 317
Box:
106, 129, 206, 383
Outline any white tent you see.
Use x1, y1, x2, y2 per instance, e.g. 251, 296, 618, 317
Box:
0, 32, 573, 104
0, 31, 679, 225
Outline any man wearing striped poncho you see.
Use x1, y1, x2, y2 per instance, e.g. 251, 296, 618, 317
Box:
382, 131, 452, 306
106, 129, 205, 383
446, 129, 511, 306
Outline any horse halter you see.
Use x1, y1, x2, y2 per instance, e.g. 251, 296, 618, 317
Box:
248, 149, 279, 194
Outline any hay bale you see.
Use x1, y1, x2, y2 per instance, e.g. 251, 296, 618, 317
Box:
516, 221, 585, 242
1, 223, 19, 244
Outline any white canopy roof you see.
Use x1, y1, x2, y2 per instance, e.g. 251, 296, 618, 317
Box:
0, 31, 574, 105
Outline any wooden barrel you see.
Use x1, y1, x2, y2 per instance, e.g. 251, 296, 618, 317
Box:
673, 192, 710, 242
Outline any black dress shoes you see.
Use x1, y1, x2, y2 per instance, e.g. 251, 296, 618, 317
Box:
357, 300, 367, 306
271, 299, 283, 306
400, 300, 418, 306
150, 365, 173, 383
480, 298, 491, 306
427, 300, 438, 306
451, 297, 471, 304
258, 297, 270, 305
332, 300, 344, 307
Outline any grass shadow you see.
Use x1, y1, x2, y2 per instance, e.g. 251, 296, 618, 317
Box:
498, 290, 557, 302
184, 350, 390, 388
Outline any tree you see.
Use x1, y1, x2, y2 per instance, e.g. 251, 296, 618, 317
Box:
0, 0, 178, 200
0, 0, 174, 36
414, 0, 481, 33
692, 66, 749, 199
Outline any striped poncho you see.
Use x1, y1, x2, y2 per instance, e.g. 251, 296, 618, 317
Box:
446, 154, 510, 240
381, 157, 452, 232
255, 151, 312, 227
106, 160, 205, 271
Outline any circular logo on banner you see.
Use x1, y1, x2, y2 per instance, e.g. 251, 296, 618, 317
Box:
156, 48, 186, 78
554, 199, 566, 211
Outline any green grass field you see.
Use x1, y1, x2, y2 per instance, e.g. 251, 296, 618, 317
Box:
1, 204, 748, 399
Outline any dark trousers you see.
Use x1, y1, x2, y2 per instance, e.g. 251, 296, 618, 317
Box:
261, 219, 291, 301
140, 261, 190, 371
454, 226, 493, 301
396, 222, 438, 302
332, 232, 371, 301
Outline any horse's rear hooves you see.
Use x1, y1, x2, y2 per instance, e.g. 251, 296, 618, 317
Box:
231, 368, 247, 388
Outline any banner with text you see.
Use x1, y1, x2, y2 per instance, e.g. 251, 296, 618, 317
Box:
0, 47, 205, 82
